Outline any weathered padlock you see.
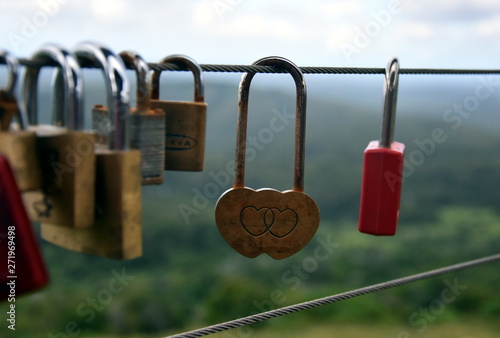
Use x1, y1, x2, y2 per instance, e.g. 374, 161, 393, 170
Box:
22, 44, 96, 229
215, 56, 320, 260
0, 50, 41, 192
150, 54, 207, 171
42, 42, 142, 260
0, 50, 21, 131
358, 57, 405, 236
0, 154, 49, 300
118, 51, 166, 185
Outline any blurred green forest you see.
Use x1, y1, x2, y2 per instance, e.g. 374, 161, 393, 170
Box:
5, 72, 500, 337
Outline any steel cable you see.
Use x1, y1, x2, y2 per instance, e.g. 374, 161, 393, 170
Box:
166, 252, 500, 337
14, 58, 500, 75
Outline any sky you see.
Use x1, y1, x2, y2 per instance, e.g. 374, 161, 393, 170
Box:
1, 0, 500, 70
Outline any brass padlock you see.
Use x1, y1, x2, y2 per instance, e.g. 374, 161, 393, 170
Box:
42, 42, 142, 260
0, 49, 42, 191
150, 54, 207, 171
117, 51, 166, 185
22, 44, 96, 229
215, 56, 320, 260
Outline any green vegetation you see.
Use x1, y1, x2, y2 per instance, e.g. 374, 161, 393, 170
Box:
6, 78, 500, 337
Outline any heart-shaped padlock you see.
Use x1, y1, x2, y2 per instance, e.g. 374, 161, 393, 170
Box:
215, 56, 320, 260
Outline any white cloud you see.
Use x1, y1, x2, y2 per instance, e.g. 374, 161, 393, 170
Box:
320, 0, 361, 17
403, 0, 500, 21
475, 15, 500, 36
90, 0, 128, 21
1, 0, 500, 69
394, 21, 433, 40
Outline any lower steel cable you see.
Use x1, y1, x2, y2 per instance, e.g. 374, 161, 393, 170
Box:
166, 252, 500, 338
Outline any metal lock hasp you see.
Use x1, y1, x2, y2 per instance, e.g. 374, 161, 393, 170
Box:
150, 54, 207, 171
0, 50, 42, 192
42, 42, 142, 260
358, 57, 405, 236
119, 51, 166, 185
215, 56, 320, 260
22, 44, 97, 229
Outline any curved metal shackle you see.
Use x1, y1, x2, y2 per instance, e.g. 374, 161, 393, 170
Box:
151, 54, 204, 102
380, 57, 400, 148
234, 56, 307, 192
24, 44, 83, 130
119, 51, 151, 113
0, 49, 29, 130
73, 42, 130, 151
0, 49, 19, 95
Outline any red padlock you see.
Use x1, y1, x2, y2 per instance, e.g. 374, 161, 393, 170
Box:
358, 57, 404, 236
0, 154, 48, 300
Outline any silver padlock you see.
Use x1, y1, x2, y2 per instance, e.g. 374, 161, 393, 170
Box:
119, 51, 166, 185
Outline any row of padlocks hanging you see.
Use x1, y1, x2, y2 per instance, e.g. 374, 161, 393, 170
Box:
0, 41, 405, 300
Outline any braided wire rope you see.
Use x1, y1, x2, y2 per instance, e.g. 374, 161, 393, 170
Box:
15, 58, 500, 75
166, 252, 500, 337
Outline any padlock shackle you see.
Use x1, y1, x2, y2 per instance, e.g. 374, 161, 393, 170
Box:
119, 51, 152, 114
0, 49, 29, 130
24, 44, 84, 130
73, 42, 131, 150
0, 50, 18, 95
151, 54, 204, 103
234, 56, 307, 192
380, 57, 400, 148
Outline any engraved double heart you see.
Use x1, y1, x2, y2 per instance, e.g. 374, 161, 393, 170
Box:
239, 206, 298, 238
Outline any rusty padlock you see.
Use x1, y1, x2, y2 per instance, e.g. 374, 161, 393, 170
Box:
0, 154, 49, 301
22, 44, 96, 229
358, 57, 405, 236
0, 50, 42, 192
215, 56, 320, 260
42, 42, 142, 260
118, 51, 166, 185
0, 50, 21, 131
150, 54, 207, 171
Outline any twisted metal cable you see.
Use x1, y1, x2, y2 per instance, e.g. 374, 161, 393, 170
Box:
166, 252, 500, 338
148, 64, 500, 75
15, 58, 500, 75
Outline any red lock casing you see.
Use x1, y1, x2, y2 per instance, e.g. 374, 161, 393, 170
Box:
358, 140, 405, 236
0, 155, 48, 300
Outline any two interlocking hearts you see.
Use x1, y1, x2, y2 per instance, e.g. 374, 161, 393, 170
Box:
215, 188, 320, 259
240, 206, 298, 238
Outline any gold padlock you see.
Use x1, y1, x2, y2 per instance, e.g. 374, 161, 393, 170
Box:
118, 50, 166, 185
0, 49, 42, 192
22, 44, 96, 228
150, 54, 207, 171
215, 56, 320, 260
42, 42, 142, 260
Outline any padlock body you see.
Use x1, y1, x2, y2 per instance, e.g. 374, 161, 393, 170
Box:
41, 149, 142, 260
92, 104, 111, 146
359, 140, 405, 236
149, 100, 207, 171
0, 155, 48, 299
215, 187, 320, 259
0, 91, 19, 131
130, 108, 166, 185
22, 131, 96, 229
0, 131, 42, 191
